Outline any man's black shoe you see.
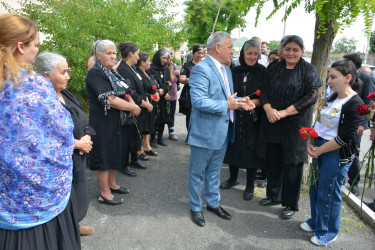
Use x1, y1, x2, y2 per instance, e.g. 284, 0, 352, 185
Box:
281, 206, 295, 219
191, 210, 205, 227
255, 172, 267, 180
207, 206, 231, 220
150, 140, 158, 148
220, 180, 239, 190
122, 166, 137, 177
131, 160, 147, 169
259, 198, 280, 206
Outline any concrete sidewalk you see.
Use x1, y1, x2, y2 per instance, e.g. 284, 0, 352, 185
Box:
80, 111, 375, 249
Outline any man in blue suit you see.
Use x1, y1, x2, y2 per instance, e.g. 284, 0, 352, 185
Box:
188, 31, 255, 227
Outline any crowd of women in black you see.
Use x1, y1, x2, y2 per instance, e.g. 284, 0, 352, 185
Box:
0, 13, 365, 248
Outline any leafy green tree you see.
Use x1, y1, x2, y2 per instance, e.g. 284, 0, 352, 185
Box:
267, 40, 280, 51
331, 37, 358, 54
370, 31, 375, 54
3, 0, 184, 109
183, 0, 251, 46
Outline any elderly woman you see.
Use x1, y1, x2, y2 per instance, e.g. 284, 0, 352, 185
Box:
136, 52, 160, 156
117, 42, 150, 172
257, 35, 321, 219
34, 52, 95, 236
0, 14, 79, 249
149, 48, 172, 147
179, 45, 205, 134
86, 39, 140, 205
221, 40, 267, 200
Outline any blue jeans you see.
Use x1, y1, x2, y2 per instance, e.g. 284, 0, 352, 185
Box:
306, 138, 352, 244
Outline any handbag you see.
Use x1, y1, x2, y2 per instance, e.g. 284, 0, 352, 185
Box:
120, 111, 136, 126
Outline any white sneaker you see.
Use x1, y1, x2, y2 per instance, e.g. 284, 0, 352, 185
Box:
300, 221, 314, 232
311, 235, 337, 246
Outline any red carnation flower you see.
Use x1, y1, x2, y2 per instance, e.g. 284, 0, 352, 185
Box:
356, 104, 370, 115
166, 81, 171, 85
309, 130, 319, 139
152, 94, 158, 100
125, 94, 130, 99
367, 92, 375, 101
256, 89, 261, 96
152, 85, 157, 90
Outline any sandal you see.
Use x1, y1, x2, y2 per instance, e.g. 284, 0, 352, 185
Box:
144, 149, 158, 156
138, 152, 149, 161
110, 186, 130, 194
98, 195, 123, 205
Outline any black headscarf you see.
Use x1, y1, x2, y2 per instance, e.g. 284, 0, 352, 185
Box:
149, 49, 166, 74
232, 40, 265, 74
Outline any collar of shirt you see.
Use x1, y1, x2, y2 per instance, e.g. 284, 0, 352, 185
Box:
207, 55, 225, 81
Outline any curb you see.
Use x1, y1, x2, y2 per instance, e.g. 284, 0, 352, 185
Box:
342, 186, 375, 227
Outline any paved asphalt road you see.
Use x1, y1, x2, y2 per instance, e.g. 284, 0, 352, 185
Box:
80, 110, 375, 249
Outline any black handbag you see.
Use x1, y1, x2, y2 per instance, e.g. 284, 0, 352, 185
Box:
120, 111, 136, 126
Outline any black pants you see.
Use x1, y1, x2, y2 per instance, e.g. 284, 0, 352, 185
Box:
266, 143, 304, 211
348, 133, 362, 186
228, 165, 257, 192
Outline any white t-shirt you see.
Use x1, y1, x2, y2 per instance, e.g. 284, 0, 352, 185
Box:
314, 93, 356, 140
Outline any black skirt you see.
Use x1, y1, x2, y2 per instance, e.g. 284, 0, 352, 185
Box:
0, 190, 81, 250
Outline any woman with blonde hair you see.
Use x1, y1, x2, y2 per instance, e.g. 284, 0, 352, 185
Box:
0, 14, 80, 249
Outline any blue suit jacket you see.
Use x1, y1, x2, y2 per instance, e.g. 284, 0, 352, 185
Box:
187, 56, 235, 150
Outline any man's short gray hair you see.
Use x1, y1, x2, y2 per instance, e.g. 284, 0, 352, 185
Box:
206, 31, 230, 51
34, 52, 67, 75
92, 39, 116, 61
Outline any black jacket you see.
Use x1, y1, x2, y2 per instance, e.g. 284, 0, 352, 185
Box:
334, 94, 364, 165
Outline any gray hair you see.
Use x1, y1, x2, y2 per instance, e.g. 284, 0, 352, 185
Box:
160, 48, 170, 58
92, 39, 116, 61
206, 31, 230, 51
243, 40, 260, 55
250, 36, 261, 45
34, 52, 67, 75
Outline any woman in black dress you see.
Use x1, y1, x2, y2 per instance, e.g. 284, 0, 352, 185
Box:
148, 49, 172, 147
136, 52, 160, 156
117, 42, 151, 174
220, 40, 267, 200
86, 39, 141, 205
35, 51, 96, 235
257, 35, 321, 219
178, 45, 205, 133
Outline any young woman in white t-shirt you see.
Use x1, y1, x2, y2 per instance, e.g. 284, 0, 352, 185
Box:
301, 60, 364, 246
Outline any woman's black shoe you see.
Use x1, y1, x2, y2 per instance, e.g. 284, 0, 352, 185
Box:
220, 180, 239, 190
259, 198, 279, 206
157, 139, 168, 146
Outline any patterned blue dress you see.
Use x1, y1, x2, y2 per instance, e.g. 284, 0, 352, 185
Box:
0, 69, 74, 230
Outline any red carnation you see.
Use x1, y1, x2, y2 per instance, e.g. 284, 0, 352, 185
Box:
152, 94, 158, 100
356, 104, 370, 115
309, 130, 319, 139
125, 94, 130, 99
152, 85, 157, 90
256, 89, 261, 96
166, 81, 171, 85
367, 92, 375, 101
299, 127, 318, 140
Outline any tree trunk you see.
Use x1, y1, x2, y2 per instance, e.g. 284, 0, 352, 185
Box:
211, 0, 225, 34
302, 15, 336, 184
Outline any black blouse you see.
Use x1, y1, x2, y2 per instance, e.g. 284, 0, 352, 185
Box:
257, 58, 322, 164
